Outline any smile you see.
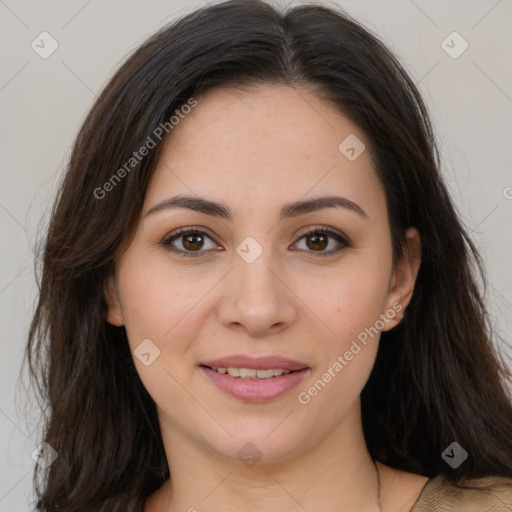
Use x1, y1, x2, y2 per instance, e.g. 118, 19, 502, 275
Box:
200, 365, 310, 402
209, 366, 292, 379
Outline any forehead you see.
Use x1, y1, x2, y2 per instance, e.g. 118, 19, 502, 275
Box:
145, 85, 385, 220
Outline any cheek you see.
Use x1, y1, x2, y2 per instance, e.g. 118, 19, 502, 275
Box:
297, 278, 386, 415
116, 260, 206, 407
118, 257, 191, 330
117, 258, 222, 372
306, 263, 391, 347
115, 258, 184, 354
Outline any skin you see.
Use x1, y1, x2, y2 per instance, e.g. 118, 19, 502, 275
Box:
106, 85, 427, 511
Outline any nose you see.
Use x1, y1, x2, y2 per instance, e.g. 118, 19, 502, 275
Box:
217, 250, 297, 337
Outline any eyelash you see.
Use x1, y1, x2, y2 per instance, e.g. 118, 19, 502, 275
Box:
160, 226, 351, 259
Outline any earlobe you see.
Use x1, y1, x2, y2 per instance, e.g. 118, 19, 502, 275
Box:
104, 274, 124, 326
383, 227, 422, 331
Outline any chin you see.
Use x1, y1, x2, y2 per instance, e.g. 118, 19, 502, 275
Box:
205, 425, 306, 465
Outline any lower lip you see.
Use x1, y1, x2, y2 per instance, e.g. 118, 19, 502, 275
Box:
200, 366, 310, 403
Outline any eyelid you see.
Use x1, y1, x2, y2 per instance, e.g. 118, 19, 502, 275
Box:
163, 225, 218, 243
294, 225, 349, 244
160, 224, 350, 258
160, 226, 221, 257
290, 225, 350, 258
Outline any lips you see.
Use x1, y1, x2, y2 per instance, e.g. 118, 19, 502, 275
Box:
200, 366, 310, 402
198, 354, 311, 402
199, 354, 310, 371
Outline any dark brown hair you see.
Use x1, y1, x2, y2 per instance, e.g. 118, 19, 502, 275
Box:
24, 0, 512, 510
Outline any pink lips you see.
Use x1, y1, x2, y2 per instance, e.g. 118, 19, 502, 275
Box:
200, 355, 309, 371
199, 354, 310, 403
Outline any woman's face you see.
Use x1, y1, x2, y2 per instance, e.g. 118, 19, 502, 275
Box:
106, 85, 420, 464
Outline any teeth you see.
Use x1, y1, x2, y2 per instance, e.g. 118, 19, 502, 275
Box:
240, 368, 254, 379
211, 367, 292, 379
258, 369, 276, 378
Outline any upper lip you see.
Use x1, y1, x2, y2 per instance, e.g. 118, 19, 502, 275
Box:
199, 355, 309, 371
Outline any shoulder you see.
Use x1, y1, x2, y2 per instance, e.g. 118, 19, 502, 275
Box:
411, 473, 512, 511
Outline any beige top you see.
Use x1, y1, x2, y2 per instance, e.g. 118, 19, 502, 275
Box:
410, 473, 512, 511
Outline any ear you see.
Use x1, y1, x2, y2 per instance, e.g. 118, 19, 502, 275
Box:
382, 227, 421, 331
104, 273, 124, 326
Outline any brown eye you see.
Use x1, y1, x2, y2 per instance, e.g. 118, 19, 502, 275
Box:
182, 232, 205, 251
305, 233, 329, 251
292, 227, 350, 257
161, 228, 219, 258
161, 226, 349, 259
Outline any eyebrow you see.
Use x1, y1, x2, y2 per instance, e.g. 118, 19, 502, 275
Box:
144, 194, 367, 221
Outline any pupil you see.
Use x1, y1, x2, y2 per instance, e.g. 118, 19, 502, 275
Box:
184, 233, 203, 251
307, 234, 327, 251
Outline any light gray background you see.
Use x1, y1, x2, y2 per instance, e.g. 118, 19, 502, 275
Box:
1, 0, 511, 509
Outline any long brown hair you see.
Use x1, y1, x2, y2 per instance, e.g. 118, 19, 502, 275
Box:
24, 1, 512, 510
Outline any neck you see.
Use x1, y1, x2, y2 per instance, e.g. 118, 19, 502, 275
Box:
150, 404, 381, 512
